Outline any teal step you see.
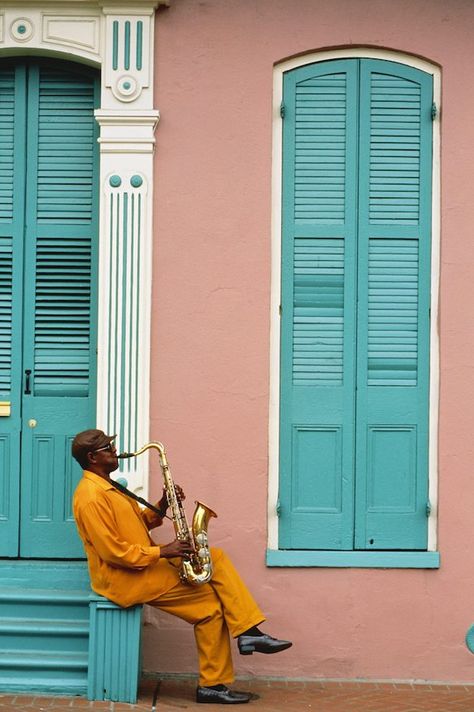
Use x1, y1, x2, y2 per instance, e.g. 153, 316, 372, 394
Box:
0, 561, 90, 589
0, 564, 91, 695
0, 588, 90, 619
0, 649, 88, 672
0, 649, 88, 694
0, 617, 89, 651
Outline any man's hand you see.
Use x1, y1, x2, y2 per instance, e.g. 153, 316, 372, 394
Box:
158, 484, 186, 515
159, 538, 194, 559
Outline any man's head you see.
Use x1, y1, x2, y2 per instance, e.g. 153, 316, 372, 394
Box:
71, 429, 118, 474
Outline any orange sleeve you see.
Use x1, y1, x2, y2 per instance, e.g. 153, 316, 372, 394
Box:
140, 505, 165, 530
78, 498, 161, 570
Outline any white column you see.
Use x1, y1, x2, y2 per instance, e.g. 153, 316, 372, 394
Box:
95, 3, 161, 494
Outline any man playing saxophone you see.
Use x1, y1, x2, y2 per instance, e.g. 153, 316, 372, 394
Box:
72, 429, 292, 705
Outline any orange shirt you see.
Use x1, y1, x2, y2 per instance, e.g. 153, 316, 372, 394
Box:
73, 470, 179, 607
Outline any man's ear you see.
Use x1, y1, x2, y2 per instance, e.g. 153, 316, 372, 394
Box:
87, 450, 97, 465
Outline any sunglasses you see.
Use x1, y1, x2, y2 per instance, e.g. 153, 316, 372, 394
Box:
94, 442, 116, 453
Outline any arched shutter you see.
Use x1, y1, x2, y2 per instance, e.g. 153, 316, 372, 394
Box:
20, 63, 99, 557
0, 60, 99, 558
354, 60, 432, 549
279, 58, 433, 551
279, 60, 359, 549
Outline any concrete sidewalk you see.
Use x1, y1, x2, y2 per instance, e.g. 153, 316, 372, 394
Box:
2, 678, 474, 711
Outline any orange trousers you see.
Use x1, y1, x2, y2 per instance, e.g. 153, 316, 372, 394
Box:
147, 547, 265, 686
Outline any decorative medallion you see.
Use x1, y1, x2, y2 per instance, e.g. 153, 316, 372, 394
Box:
112, 74, 141, 103
130, 175, 143, 188
109, 174, 122, 188
10, 17, 34, 42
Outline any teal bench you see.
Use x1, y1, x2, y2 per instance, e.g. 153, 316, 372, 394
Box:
88, 595, 143, 703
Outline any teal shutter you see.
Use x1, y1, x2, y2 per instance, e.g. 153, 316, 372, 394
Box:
19, 62, 99, 557
31, 66, 97, 397
279, 60, 359, 549
0, 60, 98, 558
354, 60, 432, 549
279, 58, 433, 551
0, 64, 26, 554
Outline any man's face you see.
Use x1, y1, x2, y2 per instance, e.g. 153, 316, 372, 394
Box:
88, 441, 119, 475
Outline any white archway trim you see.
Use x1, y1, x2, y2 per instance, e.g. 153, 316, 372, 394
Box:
268, 48, 441, 552
0, 0, 168, 495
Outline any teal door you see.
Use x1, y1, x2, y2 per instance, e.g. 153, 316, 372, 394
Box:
279, 59, 433, 551
0, 59, 99, 558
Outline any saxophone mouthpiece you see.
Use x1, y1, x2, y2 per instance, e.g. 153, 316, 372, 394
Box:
117, 451, 134, 459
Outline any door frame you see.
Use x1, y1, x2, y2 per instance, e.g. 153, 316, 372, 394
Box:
0, 1, 167, 500
268, 47, 441, 553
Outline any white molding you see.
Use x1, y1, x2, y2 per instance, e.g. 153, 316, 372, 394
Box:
0, 1, 162, 497
269, 48, 441, 553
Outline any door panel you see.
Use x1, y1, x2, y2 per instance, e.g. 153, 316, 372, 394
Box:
0, 60, 99, 558
0, 63, 26, 554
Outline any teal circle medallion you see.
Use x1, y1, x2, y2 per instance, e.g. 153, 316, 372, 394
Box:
130, 175, 143, 188
109, 175, 122, 188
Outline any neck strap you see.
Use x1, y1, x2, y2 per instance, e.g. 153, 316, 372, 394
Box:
109, 478, 165, 517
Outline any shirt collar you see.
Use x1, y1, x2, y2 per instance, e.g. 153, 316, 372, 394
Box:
83, 469, 116, 490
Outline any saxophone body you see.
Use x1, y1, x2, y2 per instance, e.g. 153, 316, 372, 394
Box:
118, 441, 217, 586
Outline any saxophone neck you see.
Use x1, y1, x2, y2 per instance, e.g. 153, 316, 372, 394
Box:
117, 441, 166, 460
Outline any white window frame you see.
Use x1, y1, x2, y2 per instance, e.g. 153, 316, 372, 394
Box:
268, 48, 441, 557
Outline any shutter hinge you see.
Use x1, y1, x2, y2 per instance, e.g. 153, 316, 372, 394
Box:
426, 500, 432, 517
280, 101, 285, 119
431, 102, 437, 120
276, 499, 281, 517
279, 304, 282, 316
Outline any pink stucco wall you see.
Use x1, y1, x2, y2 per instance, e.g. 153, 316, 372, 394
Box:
142, 0, 474, 683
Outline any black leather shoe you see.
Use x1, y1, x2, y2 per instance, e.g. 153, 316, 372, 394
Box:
196, 685, 251, 704
238, 633, 292, 655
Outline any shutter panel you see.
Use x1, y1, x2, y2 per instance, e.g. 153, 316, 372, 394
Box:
279, 60, 358, 549
0, 248, 13, 393
0, 67, 15, 396
354, 60, 432, 549
33, 68, 96, 396
0, 64, 25, 554
0, 68, 15, 222
279, 58, 433, 552
34, 236, 92, 396
20, 63, 99, 557
37, 70, 95, 224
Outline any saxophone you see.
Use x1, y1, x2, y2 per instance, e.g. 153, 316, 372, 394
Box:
117, 441, 217, 585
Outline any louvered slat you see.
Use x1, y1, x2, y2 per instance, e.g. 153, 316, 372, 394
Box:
293, 239, 344, 385
369, 75, 421, 224
34, 237, 91, 396
367, 239, 418, 385
295, 75, 346, 223
37, 71, 95, 224
0, 69, 15, 222
0, 247, 13, 394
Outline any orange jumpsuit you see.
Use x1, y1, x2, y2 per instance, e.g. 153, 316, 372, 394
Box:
73, 470, 264, 686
